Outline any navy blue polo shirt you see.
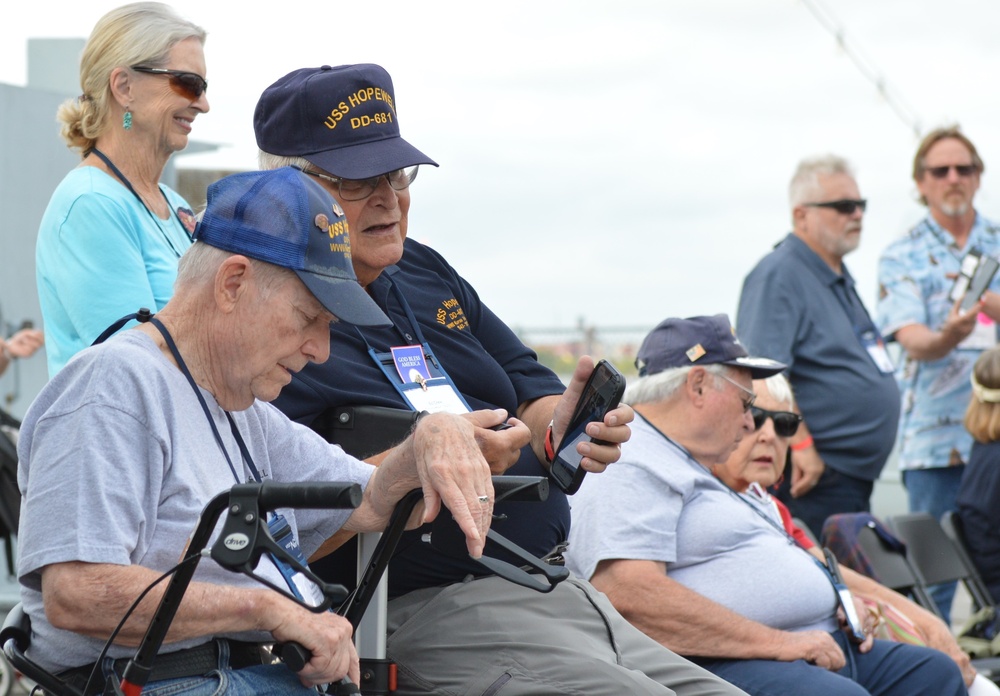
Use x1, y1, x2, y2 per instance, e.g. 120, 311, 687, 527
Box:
274, 237, 567, 596
736, 233, 900, 481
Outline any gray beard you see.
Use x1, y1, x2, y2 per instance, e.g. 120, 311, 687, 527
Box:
941, 200, 970, 217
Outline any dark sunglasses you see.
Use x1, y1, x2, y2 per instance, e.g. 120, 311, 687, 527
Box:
803, 199, 867, 215
130, 65, 208, 100
926, 164, 978, 179
750, 406, 802, 438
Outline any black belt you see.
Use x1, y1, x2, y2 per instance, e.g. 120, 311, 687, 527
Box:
58, 639, 265, 694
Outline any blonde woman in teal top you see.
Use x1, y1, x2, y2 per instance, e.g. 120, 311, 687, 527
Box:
35, 2, 209, 375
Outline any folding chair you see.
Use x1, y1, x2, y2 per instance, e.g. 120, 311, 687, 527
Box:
852, 522, 938, 612
855, 516, 1000, 683
941, 510, 999, 610
888, 513, 996, 612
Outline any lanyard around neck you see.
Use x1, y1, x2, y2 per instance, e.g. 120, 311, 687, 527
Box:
149, 317, 262, 484
353, 276, 431, 350
88, 147, 192, 257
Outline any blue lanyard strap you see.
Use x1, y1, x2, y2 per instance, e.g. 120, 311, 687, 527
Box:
149, 317, 262, 484
88, 147, 193, 257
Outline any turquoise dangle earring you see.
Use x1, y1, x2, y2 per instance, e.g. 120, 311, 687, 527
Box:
123, 106, 132, 130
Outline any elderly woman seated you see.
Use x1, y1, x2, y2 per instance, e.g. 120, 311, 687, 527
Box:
714, 373, 993, 693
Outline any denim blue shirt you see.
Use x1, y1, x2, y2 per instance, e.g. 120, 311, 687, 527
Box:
876, 213, 1000, 471
737, 234, 900, 481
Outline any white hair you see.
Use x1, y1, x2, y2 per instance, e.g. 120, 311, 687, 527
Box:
788, 154, 855, 208
175, 241, 296, 299
625, 364, 731, 406
759, 373, 795, 410
258, 150, 313, 172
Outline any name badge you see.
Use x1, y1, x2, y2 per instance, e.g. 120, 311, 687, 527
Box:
388, 344, 469, 414
861, 331, 895, 374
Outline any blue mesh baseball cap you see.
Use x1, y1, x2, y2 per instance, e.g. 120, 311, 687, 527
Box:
635, 314, 785, 379
194, 167, 390, 327
254, 64, 438, 179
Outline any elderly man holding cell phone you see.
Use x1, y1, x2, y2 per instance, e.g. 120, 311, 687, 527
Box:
565, 314, 967, 696
256, 63, 749, 696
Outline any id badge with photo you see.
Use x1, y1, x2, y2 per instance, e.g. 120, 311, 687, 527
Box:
372, 344, 472, 415
860, 331, 895, 374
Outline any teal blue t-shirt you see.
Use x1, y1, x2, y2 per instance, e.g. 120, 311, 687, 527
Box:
35, 166, 194, 376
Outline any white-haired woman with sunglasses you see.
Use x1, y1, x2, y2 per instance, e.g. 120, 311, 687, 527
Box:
713, 374, 995, 694
35, 2, 209, 376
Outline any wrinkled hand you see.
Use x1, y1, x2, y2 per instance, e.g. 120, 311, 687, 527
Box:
837, 598, 876, 653
789, 445, 824, 497
267, 597, 359, 688
4, 328, 43, 358
411, 412, 508, 558
464, 409, 531, 474
549, 356, 632, 473
774, 630, 845, 670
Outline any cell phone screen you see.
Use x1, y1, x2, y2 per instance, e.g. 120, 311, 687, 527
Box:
550, 360, 625, 494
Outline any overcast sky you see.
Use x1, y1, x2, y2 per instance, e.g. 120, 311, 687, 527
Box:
5, 0, 1000, 338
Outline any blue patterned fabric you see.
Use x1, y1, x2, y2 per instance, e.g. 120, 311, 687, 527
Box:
877, 214, 1000, 471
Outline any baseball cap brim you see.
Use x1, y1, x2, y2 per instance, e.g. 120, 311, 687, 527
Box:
304, 135, 438, 180
295, 270, 391, 327
721, 356, 787, 380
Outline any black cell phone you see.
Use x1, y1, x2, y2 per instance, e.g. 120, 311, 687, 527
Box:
549, 359, 626, 495
18, 320, 33, 331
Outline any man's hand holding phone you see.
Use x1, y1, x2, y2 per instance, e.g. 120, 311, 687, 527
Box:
547, 357, 631, 493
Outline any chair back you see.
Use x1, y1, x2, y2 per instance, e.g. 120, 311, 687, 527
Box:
853, 524, 940, 616
939, 511, 998, 610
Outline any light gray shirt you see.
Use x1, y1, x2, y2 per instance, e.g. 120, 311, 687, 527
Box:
566, 414, 838, 634
17, 331, 374, 672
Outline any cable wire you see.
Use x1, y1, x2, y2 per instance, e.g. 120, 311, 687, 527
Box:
799, 0, 923, 138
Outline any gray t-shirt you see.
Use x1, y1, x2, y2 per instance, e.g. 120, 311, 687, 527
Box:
17, 331, 374, 672
566, 414, 838, 634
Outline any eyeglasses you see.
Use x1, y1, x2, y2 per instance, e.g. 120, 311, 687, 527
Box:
750, 407, 802, 438
925, 164, 978, 179
803, 199, 867, 215
130, 65, 208, 100
299, 166, 419, 201
716, 373, 757, 412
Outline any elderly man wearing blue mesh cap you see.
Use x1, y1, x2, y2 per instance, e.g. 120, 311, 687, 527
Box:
15, 168, 525, 694
256, 64, 746, 696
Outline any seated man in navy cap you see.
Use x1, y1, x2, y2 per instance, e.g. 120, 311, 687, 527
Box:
565, 314, 967, 696
16, 167, 518, 694
254, 65, 746, 695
